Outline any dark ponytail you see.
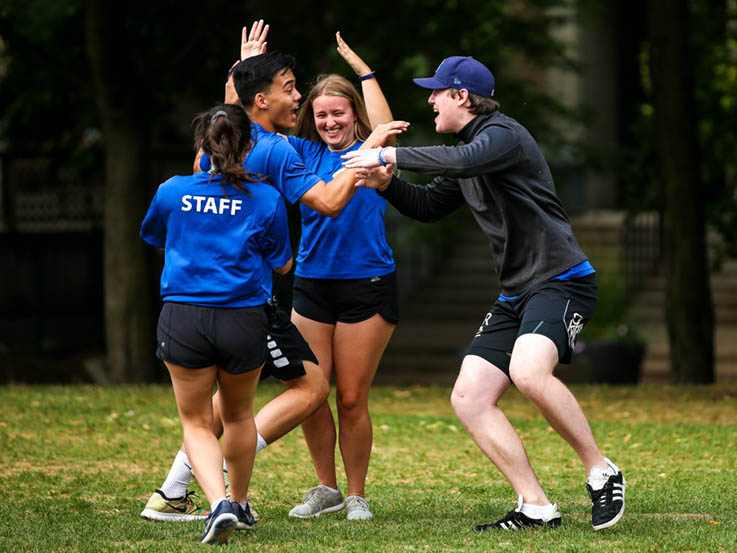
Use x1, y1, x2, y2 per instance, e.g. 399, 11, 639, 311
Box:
193, 104, 260, 193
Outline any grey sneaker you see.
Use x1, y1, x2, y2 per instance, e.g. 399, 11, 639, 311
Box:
288, 485, 345, 518
345, 495, 373, 520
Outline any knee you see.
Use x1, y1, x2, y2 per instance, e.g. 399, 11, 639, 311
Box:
292, 369, 329, 412
307, 371, 330, 407
450, 380, 478, 421
336, 390, 366, 420
509, 364, 546, 399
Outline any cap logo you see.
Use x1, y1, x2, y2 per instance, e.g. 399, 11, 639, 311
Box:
453, 77, 462, 86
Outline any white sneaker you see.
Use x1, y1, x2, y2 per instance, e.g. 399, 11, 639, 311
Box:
345, 495, 373, 520
288, 485, 344, 518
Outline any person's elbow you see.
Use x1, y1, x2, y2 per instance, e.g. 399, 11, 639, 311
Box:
299, 186, 344, 218
274, 257, 293, 275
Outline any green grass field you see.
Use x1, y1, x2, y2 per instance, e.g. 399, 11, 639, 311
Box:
1, 383, 735, 552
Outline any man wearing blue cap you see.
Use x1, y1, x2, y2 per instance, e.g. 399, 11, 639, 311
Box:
343, 56, 625, 532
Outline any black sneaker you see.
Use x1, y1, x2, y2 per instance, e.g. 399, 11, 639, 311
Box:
474, 495, 562, 532
200, 499, 237, 545
587, 458, 625, 530
232, 501, 258, 530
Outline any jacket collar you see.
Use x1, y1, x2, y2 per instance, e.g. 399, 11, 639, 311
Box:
455, 111, 501, 143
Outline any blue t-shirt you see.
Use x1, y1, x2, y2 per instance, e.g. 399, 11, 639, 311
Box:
287, 137, 395, 279
200, 122, 321, 204
140, 172, 291, 307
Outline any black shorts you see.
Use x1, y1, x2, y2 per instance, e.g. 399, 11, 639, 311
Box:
292, 272, 399, 325
156, 302, 268, 375
261, 310, 318, 382
467, 274, 598, 379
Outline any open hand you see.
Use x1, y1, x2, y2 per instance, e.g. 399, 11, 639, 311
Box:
336, 31, 370, 77
363, 121, 410, 149
241, 20, 269, 60
343, 147, 385, 169
355, 165, 393, 189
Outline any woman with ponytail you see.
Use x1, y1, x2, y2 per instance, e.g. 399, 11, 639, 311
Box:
140, 104, 293, 545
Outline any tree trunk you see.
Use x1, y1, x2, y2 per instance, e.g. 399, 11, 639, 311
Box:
85, 0, 156, 382
647, 0, 715, 383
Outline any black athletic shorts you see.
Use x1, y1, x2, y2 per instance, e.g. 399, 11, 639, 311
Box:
156, 302, 268, 375
292, 271, 399, 325
466, 274, 598, 379
261, 310, 318, 382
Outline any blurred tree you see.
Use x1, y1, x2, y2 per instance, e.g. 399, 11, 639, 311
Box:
627, 0, 736, 383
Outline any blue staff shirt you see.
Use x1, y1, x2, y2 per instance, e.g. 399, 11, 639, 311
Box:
286, 137, 395, 279
140, 172, 291, 307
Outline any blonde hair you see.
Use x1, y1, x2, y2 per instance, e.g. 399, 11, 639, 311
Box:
294, 74, 372, 144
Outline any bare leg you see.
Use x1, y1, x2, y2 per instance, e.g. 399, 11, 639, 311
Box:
509, 333, 606, 474
451, 355, 550, 505
217, 366, 262, 503
333, 314, 395, 497
254, 360, 329, 444
291, 310, 339, 488
165, 362, 226, 505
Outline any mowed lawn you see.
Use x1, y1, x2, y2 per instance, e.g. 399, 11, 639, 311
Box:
0, 383, 735, 552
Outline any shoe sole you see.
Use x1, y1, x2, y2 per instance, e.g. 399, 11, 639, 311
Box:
346, 512, 374, 521
201, 514, 238, 544
288, 501, 345, 519
140, 508, 207, 522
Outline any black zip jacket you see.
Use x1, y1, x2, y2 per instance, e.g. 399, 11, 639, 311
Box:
381, 110, 587, 297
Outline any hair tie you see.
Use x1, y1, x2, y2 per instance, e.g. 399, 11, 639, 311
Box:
210, 110, 228, 122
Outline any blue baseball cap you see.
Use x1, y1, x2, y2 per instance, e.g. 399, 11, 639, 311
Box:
413, 56, 495, 98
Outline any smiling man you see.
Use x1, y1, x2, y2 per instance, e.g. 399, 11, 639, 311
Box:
342, 56, 625, 533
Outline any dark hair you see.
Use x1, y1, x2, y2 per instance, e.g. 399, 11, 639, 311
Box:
294, 74, 372, 145
192, 104, 259, 193
449, 88, 500, 114
231, 52, 296, 109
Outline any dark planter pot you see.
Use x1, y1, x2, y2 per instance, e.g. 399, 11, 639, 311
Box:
584, 341, 645, 385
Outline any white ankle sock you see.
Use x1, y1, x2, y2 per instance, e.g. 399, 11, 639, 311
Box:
520, 502, 557, 519
160, 450, 192, 498
210, 497, 228, 513
321, 485, 339, 493
256, 433, 268, 453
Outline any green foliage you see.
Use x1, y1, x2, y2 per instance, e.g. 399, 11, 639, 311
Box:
0, 384, 735, 552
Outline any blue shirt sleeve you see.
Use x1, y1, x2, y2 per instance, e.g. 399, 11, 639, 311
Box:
201, 139, 321, 205
260, 137, 321, 204
140, 186, 167, 248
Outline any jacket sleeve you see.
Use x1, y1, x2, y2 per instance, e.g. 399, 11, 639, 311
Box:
378, 174, 465, 222
396, 126, 520, 178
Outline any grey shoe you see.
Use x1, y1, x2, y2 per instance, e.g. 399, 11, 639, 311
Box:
345, 495, 373, 520
288, 485, 345, 518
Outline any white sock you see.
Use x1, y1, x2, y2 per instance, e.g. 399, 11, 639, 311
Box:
160, 450, 192, 499
520, 502, 557, 519
210, 497, 228, 513
588, 457, 618, 490
320, 485, 340, 493
256, 433, 268, 453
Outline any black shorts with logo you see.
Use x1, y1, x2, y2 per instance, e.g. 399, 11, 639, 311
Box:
467, 274, 598, 379
292, 271, 399, 325
261, 310, 318, 382
156, 302, 268, 375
